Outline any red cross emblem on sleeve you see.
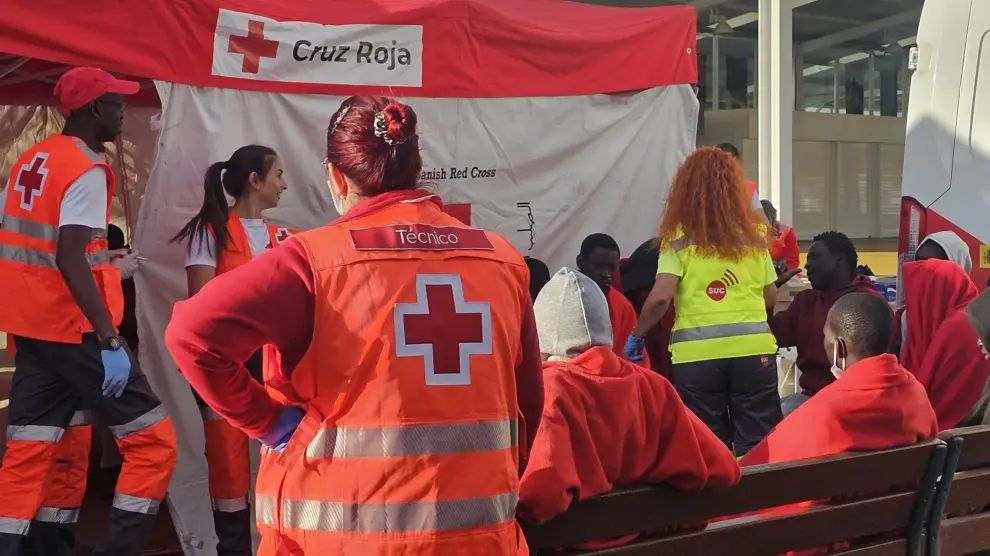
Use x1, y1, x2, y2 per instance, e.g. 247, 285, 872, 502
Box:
14, 153, 50, 211
394, 274, 493, 386
228, 20, 279, 74
275, 228, 291, 244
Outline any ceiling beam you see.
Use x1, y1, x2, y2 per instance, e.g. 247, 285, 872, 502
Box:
0, 65, 67, 88
801, 9, 922, 53
0, 58, 29, 81
691, 0, 734, 8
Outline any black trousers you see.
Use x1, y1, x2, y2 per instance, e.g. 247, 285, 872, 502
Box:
671, 355, 783, 456
0, 334, 174, 556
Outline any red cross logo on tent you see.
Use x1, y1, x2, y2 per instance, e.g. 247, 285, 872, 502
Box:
14, 153, 50, 211
227, 20, 279, 74
394, 274, 492, 386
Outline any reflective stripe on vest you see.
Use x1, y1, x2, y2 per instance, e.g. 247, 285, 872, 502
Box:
305, 418, 517, 459
0, 217, 111, 268
256, 492, 518, 533
670, 321, 773, 344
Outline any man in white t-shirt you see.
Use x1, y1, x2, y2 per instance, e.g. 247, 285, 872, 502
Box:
0, 67, 176, 556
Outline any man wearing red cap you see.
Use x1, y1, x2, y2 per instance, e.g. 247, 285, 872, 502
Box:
0, 67, 176, 556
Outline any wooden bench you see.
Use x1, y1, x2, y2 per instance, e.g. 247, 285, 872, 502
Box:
927, 426, 990, 556
521, 440, 946, 556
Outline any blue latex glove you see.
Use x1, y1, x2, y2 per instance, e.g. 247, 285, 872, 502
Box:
101, 349, 132, 398
624, 334, 646, 363
260, 406, 305, 453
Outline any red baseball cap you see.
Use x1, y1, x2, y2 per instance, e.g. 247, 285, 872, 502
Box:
53, 67, 140, 116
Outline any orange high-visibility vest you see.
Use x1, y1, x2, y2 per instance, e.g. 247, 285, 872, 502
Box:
213, 210, 298, 275
745, 180, 758, 200
0, 135, 122, 343
255, 199, 529, 555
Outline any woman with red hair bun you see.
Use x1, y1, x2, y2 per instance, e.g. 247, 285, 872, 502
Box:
166, 95, 543, 555
625, 147, 781, 456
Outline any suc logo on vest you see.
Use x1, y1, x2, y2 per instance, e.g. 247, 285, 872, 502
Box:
706, 270, 740, 301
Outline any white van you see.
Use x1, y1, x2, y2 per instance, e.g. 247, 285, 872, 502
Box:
899, 0, 990, 289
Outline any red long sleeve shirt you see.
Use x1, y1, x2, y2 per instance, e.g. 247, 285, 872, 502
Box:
165, 232, 545, 455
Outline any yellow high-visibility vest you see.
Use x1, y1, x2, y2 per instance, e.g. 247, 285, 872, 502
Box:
658, 232, 778, 364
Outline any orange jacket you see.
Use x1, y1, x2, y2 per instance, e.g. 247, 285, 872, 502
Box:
770, 223, 800, 271
255, 199, 530, 555
0, 135, 122, 343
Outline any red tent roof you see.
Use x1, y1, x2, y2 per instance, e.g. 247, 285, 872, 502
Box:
0, 0, 696, 102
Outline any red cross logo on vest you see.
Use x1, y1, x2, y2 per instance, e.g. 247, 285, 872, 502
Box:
394, 274, 493, 386
14, 153, 50, 211
275, 228, 291, 244
228, 21, 279, 74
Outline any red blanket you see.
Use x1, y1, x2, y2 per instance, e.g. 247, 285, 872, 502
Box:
901, 259, 990, 430
738, 354, 937, 555
519, 346, 739, 529
741, 354, 937, 467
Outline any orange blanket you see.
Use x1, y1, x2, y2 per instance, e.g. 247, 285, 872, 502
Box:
519, 346, 739, 529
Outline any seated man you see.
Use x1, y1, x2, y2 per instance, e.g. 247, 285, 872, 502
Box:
771, 231, 883, 416
519, 268, 740, 532
742, 293, 938, 468
576, 233, 650, 365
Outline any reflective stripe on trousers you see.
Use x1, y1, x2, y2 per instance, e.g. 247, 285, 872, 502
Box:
108, 405, 168, 440
112, 493, 161, 515
305, 418, 518, 459
34, 507, 79, 524
256, 492, 518, 533
670, 321, 773, 344
6, 425, 63, 443
213, 496, 249, 513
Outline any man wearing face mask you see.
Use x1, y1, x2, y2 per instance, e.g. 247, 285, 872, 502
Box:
740, 293, 937, 467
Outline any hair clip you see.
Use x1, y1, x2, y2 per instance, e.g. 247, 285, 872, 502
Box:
330, 104, 350, 134
373, 110, 412, 146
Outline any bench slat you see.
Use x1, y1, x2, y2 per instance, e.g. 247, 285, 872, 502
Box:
523, 440, 941, 550
943, 469, 990, 516
938, 513, 990, 556
940, 426, 990, 471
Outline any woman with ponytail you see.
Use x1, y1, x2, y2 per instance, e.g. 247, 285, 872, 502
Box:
167, 96, 542, 555
170, 145, 294, 556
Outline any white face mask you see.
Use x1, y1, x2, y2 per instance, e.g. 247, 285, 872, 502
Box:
328, 180, 346, 216
831, 341, 846, 379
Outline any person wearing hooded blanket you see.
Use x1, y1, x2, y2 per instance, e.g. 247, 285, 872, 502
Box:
739, 293, 937, 555
959, 289, 990, 426
915, 231, 973, 274
519, 268, 740, 546
899, 259, 990, 430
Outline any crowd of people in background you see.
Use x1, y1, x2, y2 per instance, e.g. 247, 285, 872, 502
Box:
4, 67, 990, 555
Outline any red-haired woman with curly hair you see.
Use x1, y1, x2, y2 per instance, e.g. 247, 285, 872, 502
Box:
625, 147, 782, 456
